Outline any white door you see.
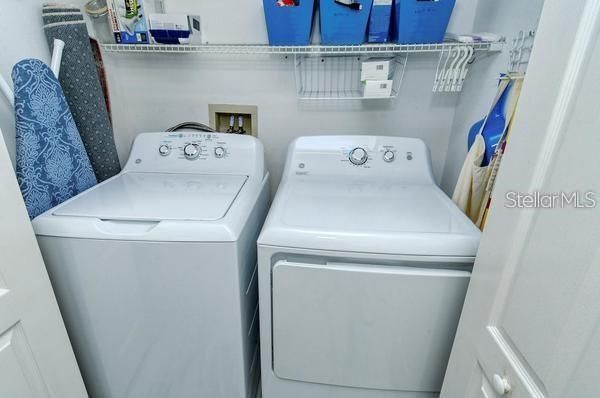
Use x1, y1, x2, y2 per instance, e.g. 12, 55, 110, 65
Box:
0, 130, 87, 397
441, 0, 600, 397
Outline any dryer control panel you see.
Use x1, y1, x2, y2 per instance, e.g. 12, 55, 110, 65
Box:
283, 135, 434, 184
123, 132, 265, 179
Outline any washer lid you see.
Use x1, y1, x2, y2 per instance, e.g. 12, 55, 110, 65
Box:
53, 172, 248, 221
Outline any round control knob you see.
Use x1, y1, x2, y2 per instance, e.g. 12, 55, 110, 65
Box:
383, 150, 395, 163
349, 147, 368, 165
183, 143, 200, 160
158, 144, 171, 157
214, 146, 226, 158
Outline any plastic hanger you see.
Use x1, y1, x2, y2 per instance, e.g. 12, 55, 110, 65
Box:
455, 46, 474, 92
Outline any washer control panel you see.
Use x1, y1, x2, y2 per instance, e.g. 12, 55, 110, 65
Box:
124, 132, 263, 177
155, 133, 231, 161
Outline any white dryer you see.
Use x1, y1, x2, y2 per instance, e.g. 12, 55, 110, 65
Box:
258, 136, 481, 398
33, 132, 269, 398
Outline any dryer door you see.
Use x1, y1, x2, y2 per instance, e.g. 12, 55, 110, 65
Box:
271, 260, 470, 392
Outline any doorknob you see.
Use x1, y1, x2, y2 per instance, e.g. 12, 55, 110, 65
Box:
492, 374, 511, 396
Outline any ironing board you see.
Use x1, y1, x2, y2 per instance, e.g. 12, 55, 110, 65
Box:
13, 59, 97, 219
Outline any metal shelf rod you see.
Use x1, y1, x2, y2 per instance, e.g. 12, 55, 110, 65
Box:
101, 42, 500, 55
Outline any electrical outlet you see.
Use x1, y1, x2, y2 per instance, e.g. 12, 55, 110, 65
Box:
209, 104, 258, 136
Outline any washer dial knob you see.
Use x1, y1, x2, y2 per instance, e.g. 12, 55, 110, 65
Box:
349, 147, 368, 165
183, 143, 200, 159
383, 150, 395, 163
214, 146, 226, 158
158, 144, 171, 157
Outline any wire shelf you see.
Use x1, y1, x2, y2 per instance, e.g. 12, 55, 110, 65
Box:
295, 55, 407, 100
100, 42, 500, 55
99, 42, 503, 99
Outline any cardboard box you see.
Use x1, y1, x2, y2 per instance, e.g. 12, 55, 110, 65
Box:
363, 80, 393, 97
149, 14, 190, 44
367, 0, 392, 43
361, 58, 392, 81
187, 15, 203, 44
148, 14, 203, 45
107, 0, 150, 44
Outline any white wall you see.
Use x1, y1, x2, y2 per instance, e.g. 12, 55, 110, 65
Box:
104, 0, 483, 191
105, 53, 463, 192
0, 0, 483, 193
0, 0, 56, 162
440, 0, 545, 193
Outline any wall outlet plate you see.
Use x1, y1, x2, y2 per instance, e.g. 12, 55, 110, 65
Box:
209, 104, 258, 136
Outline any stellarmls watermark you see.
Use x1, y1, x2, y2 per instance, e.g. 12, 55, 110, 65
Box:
505, 191, 597, 209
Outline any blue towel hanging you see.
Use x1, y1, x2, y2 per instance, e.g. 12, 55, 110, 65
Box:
467, 78, 512, 167
13, 59, 97, 219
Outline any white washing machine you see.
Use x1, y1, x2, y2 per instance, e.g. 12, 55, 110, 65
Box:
258, 135, 481, 398
33, 132, 269, 398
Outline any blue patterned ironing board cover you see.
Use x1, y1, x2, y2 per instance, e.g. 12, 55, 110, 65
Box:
13, 59, 97, 219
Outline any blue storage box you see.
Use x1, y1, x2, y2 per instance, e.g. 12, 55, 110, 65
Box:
392, 0, 455, 44
263, 0, 316, 45
320, 0, 374, 45
368, 0, 392, 43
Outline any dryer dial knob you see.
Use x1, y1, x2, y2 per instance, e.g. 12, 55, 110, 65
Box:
383, 150, 395, 163
214, 146, 226, 158
183, 144, 200, 159
158, 144, 171, 157
349, 147, 368, 165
